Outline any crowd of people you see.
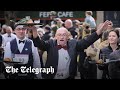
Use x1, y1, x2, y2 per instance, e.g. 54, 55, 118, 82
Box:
0, 11, 120, 79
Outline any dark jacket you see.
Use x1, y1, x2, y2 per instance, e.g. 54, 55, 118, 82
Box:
68, 27, 77, 38
33, 32, 100, 79
98, 45, 120, 79
0, 35, 2, 47
0, 35, 4, 73
109, 48, 120, 79
41, 32, 51, 41
0, 35, 3, 58
99, 45, 120, 63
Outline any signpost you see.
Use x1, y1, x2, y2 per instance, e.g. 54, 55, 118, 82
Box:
15, 11, 96, 21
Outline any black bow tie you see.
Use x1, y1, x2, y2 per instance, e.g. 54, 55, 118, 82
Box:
8, 35, 11, 37
19, 40, 25, 44
57, 45, 67, 50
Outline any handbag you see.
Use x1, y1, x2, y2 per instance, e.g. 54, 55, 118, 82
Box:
83, 56, 91, 69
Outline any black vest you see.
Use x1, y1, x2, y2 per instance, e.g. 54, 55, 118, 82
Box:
9, 38, 34, 79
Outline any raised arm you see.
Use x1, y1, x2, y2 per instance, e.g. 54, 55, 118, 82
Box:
30, 26, 50, 51
76, 20, 112, 51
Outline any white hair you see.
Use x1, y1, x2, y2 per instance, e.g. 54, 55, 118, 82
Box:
64, 19, 73, 28
2, 24, 7, 29
37, 28, 45, 34
56, 27, 69, 35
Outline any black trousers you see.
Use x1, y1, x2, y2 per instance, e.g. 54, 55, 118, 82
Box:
85, 63, 97, 79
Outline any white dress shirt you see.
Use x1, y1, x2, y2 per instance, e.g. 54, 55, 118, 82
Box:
54, 48, 71, 79
4, 36, 42, 79
2, 33, 16, 48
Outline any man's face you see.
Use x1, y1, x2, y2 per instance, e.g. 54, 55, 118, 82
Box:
6, 27, 12, 34
55, 28, 69, 46
15, 25, 27, 39
64, 20, 72, 29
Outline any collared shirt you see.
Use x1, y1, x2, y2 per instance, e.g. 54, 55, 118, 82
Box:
4, 36, 42, 79
54, 48, 71, 79
2, 33, 16, 47
15, 37, 27, 53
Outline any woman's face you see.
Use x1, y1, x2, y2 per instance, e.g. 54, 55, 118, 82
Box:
108, 31, 119, 44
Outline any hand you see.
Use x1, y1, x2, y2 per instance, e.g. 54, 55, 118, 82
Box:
27, 25, 38, 38
4, 58, 12, 62
108, 21, 113, 26
26, 25, 37, 31
107, 21, 113, 30
96, 20, 111, 35
97, 59, 104, 64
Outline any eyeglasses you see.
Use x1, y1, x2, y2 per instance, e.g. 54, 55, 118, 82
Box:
16, 28, 27, 31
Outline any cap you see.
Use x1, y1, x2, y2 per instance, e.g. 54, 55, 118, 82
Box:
15, 25, 25, 29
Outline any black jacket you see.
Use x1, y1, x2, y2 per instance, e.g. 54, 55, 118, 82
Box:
98, 45, 118, 71
41, 32, 51, 41
0, 35, 3, 57
33, 32, 100, 79
98, 45, 120, 79
108, 47, 120, 79
0, 35, 2, 47
68, 27, 77, 38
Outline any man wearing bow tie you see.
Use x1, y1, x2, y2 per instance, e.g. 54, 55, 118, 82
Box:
32, 20, 111, 79
3, 25, 41, 79
2, 26, 16, 48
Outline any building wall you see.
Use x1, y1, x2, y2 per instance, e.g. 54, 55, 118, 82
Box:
96, 11, 104, 26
